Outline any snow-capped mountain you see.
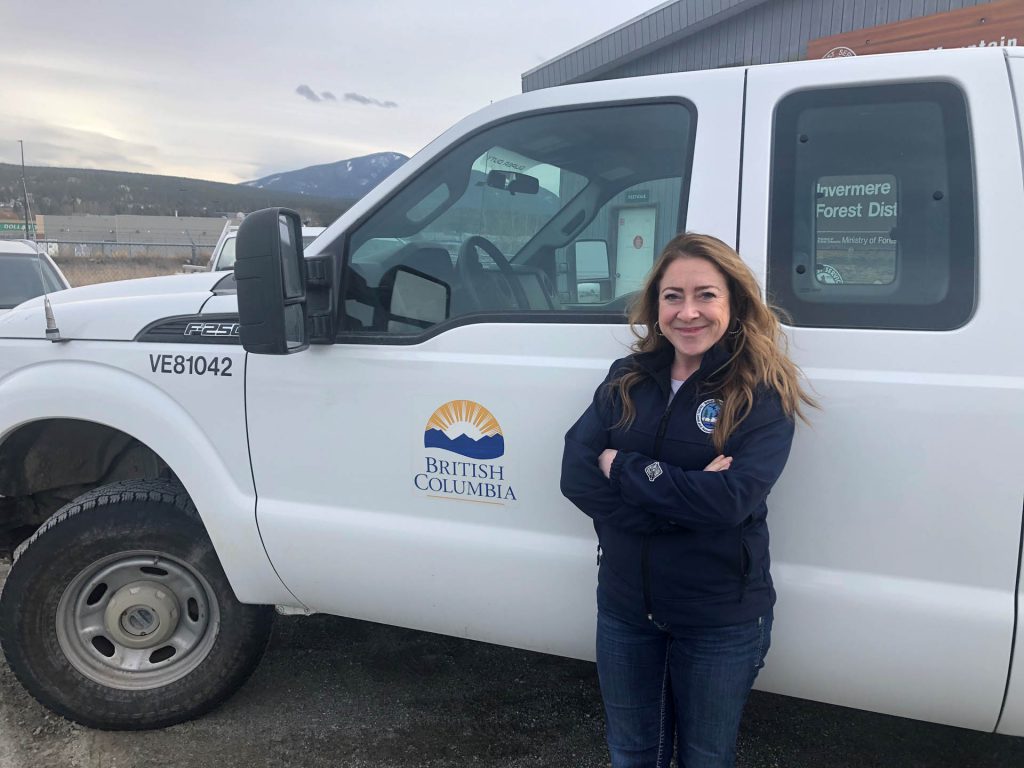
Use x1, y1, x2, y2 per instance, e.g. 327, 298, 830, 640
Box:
241, 152, 408, 200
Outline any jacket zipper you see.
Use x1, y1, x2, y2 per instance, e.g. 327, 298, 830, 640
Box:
643, 400, 675, 620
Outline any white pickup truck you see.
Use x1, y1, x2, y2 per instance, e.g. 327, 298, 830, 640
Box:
183, 222, 325, 273
0, 47, 1021, 736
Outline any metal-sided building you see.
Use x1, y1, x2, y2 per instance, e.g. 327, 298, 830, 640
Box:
522, 0, 1020, 91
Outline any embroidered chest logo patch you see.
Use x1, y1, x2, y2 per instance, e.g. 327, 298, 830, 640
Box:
696, 399, 722, 434
644, 462, 663, 482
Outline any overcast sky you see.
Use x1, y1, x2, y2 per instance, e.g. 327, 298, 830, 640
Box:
1, 1, 661, 184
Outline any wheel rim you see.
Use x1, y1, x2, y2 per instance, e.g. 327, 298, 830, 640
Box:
55, 550, 220, 690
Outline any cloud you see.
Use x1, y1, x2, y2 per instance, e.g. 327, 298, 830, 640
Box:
0, 116, 161, 173
295, 85, 397, 108
344, 92, 398, 109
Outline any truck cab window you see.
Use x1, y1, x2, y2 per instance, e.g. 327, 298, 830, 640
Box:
340, 101, 694, 338
768, 83, 975, 330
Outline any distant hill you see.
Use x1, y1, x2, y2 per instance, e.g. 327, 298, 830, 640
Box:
243, 152, 408, 199
0, 164, 352, 225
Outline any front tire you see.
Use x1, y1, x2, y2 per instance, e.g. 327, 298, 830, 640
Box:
0, 479, 274, 730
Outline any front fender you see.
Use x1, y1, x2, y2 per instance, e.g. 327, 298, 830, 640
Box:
0, 344, 298, 606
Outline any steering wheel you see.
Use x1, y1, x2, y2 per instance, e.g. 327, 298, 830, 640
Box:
456, 236, 530, 311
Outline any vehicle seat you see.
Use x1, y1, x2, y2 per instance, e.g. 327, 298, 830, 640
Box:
402, 246, 456, 287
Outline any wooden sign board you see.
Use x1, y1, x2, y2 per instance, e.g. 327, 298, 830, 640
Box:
806, 0, 1024, 59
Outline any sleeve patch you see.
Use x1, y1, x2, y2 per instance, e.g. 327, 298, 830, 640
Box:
644, 462, 663, 482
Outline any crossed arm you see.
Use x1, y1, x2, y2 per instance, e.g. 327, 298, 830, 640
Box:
561, 373, 793, 533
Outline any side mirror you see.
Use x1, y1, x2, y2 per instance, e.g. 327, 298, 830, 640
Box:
383, 266, 451, 332
576, 282, 603, 304
235, 207, 308, 354
570, 239, 610, 303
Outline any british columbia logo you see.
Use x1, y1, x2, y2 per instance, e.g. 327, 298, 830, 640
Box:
424, 399, 504, 459
696, 399, 722, 434
415, 400, 517, 504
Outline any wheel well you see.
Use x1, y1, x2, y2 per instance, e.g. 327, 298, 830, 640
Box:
0, 419, 171, 553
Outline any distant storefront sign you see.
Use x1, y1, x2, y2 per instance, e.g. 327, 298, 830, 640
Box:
0, 221, 36, 233
624, 190, 650, 203
806, 0, 1023, 59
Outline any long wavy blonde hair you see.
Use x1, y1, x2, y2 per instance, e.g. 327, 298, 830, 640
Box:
612, 232, 816, 451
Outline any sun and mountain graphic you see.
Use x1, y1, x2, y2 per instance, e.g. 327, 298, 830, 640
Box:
424, 400, 504, 460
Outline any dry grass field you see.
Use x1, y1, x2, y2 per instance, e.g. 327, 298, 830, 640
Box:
55, 256, 193, 287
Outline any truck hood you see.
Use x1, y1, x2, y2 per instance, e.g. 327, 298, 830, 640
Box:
0, 272, 236, 341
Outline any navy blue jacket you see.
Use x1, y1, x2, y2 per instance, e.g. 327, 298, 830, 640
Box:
560, 342, 795, 628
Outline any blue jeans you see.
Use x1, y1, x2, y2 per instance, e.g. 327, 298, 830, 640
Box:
595, 603, 771, 768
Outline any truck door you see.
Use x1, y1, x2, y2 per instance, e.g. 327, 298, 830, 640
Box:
740, 48, 1024, 731
244, 69, 745, 660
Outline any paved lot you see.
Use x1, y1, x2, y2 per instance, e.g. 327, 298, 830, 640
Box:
1, 562, 1023, 767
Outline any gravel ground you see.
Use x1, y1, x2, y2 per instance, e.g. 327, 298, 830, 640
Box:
1, 560, 1023, 768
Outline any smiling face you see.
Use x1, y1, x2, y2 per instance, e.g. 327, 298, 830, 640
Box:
657, 256, 731, 377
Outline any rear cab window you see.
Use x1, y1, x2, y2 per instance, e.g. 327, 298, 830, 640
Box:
768, 83, 975, 330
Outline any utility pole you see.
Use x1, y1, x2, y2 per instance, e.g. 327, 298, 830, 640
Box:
18, 140, 31, 239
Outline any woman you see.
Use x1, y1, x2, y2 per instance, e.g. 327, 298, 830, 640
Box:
561, 233, 815, 768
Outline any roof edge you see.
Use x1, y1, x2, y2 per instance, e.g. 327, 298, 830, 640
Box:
522, 0, 769, 89
521, 0, 679, 79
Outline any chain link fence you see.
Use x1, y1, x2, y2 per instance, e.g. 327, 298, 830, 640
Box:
39, 240, 217, 287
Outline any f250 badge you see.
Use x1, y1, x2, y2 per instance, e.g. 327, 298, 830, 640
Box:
184, 322, 240, 337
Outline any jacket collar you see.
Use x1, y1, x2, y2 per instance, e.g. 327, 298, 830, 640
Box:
632, 341, 732, 396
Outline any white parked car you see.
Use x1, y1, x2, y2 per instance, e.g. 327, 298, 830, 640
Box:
0, 240, 70, 314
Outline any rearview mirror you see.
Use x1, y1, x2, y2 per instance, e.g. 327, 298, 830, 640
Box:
235, 207, 308, 354
486, 170, 539, 196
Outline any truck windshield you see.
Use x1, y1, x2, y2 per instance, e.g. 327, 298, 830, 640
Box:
350, 148, 582, 269
0, 255, 64, 309
218, 237, 238, 270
